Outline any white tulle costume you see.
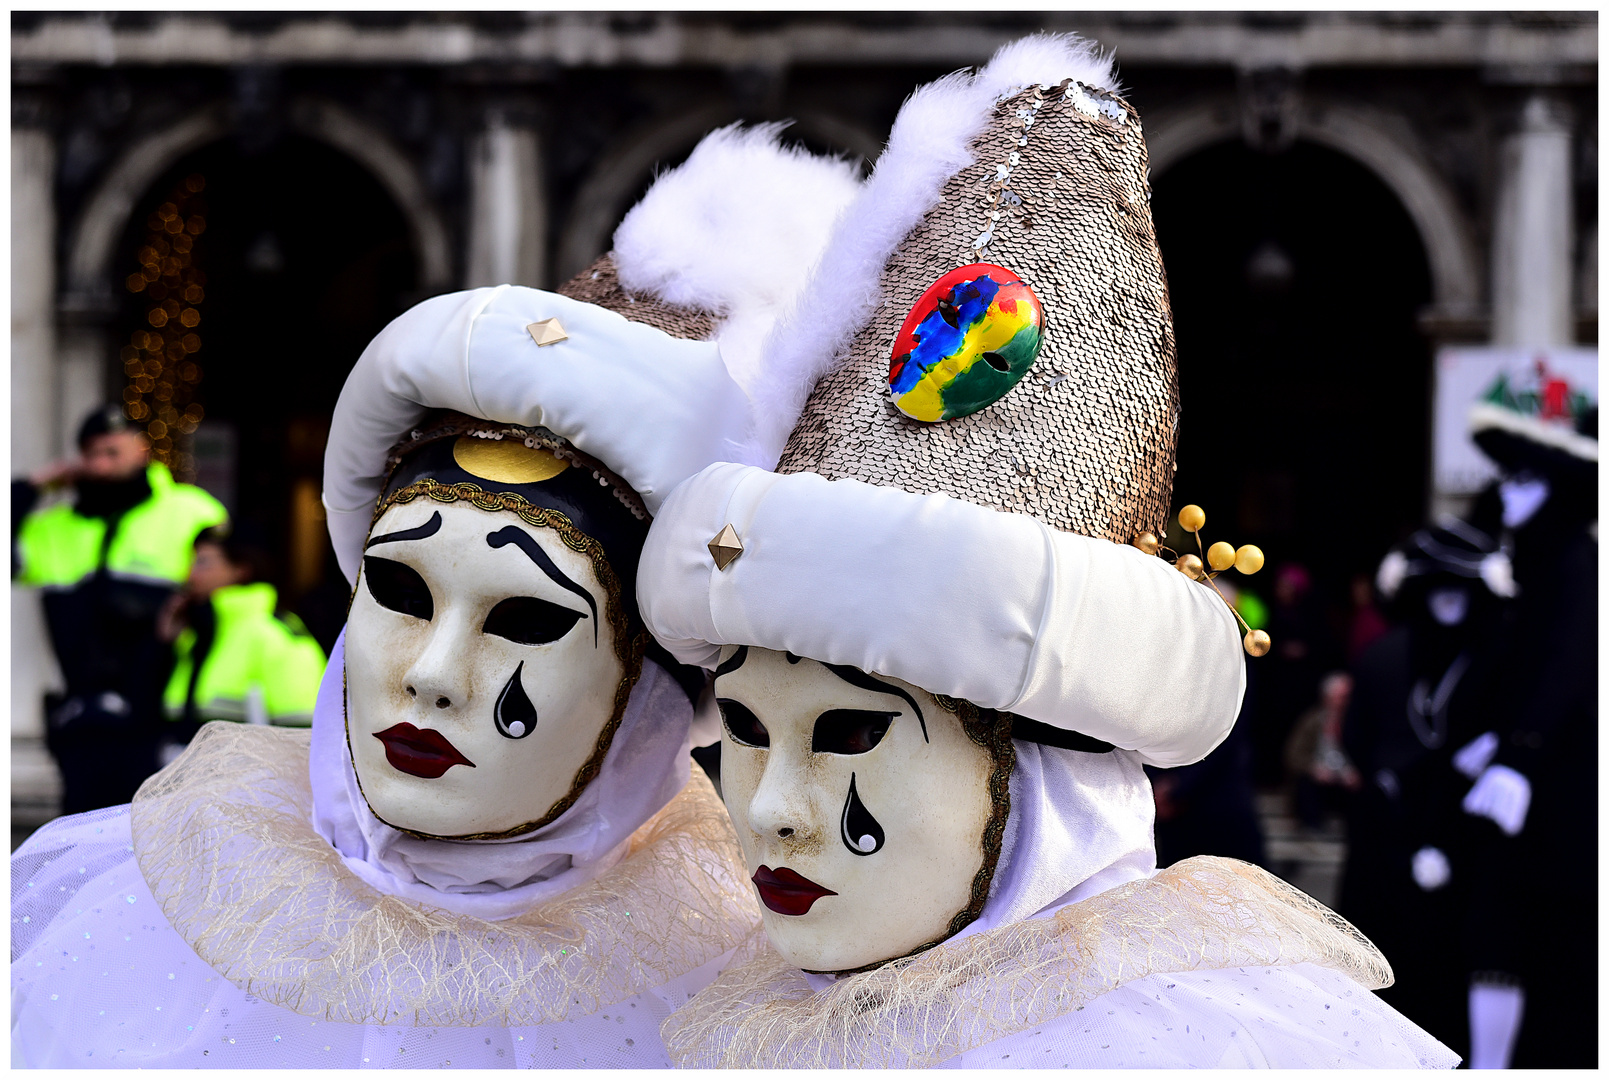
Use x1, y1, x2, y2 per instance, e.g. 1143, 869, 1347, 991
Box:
12, 641, 744, 1068
11, 125, 863, 1069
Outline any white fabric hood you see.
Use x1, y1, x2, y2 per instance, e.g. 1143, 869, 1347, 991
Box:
322, 125, 862, 584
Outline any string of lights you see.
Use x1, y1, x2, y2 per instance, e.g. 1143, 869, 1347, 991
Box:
122, 173, 208, 475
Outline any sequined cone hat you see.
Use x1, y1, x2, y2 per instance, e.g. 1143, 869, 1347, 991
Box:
754, 34, 1177, 544
636, 36, 1245, 769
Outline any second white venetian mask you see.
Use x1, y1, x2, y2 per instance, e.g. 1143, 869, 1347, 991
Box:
715, 646, 1009, 972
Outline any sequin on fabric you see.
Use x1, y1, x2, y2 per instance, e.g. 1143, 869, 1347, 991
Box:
778, 83, 1179, 543
129, 724, 760, 1027
558, 254, 720, 342
661, 855, 1393, 1069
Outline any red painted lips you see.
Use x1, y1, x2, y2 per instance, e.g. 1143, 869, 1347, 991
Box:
373, 723, 476, 779
753, 865, 837, 916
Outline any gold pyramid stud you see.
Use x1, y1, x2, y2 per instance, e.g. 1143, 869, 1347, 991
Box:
526, 318, 569, 347
708, 523, 744, 571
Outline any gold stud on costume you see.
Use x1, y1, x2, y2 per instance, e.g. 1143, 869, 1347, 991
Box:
526, 318, 569, 347
1131, 504, 1273, 657
708, 524, 744, 570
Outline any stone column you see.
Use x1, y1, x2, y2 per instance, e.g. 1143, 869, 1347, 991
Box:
12, 125, 58, 473
1491, 92, 1574, 347
464, 112, 547, 289
10, 123, 63, 819
54, 316, 114, 460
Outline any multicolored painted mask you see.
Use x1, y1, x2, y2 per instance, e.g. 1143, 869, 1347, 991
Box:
887, 263, 1044, 422
713, 645, 1013, 973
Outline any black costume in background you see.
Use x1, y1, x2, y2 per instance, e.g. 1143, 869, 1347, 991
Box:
1338, 609, 1500, 1062
1479, 481, 1597, 1069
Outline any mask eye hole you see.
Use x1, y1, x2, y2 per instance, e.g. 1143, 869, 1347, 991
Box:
363, 556, 433, 621
719, 699, 770, 748
812, 710, 896, 755
482, 596, 585, 646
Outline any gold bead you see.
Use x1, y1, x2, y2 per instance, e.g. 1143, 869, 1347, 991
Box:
1207, 541, 1236, 572
1244, 629, 1271, 657
1133, 531, 1161, 555
1178, 504, 1206, 532
1177, 553, 1204, 580
1234, 545, 1265, 575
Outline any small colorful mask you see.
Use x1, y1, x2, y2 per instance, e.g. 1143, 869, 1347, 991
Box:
713, 645, 1013, 973
345, 415, 648, 840
887, 262, 1044, 422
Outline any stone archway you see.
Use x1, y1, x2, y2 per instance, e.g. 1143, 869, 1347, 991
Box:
1145, 95, 1481, 322
284, 98, 452, 291
64, 105, 232, 303
553, 103, 739, 285
65, 97, 452, 303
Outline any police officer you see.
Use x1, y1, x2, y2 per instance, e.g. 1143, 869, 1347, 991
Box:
157, 525, 325, 762
12, 405, 227, 813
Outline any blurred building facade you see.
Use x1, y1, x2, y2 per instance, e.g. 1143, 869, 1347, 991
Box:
9, 11, 1597, 832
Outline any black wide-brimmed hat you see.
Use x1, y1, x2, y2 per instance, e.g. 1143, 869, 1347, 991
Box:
1375, 517, 1515, 604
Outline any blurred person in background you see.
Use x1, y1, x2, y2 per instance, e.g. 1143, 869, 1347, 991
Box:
1285, 671, 1361, 831
1338, 519, 1513, 1062
1252, 562, 1337, 787
156, 524, 326, 764
12, 404, 227, 813
1344, 571, 1390, 664
1457, 402, 1597, 1069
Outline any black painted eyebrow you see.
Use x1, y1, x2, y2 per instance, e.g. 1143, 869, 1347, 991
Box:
728, 648, 926, 743
365, 510, 443, 549
715, 644, 749, 679
486, 526, 598, 647
821, 663, 928, 743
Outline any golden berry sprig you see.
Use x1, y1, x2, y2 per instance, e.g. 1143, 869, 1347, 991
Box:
1133, 504, 1271, 657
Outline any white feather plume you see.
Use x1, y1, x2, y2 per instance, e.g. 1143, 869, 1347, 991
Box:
612, 123, 862, 397
741, 33, 1119, 467
975, 31, 1118, 100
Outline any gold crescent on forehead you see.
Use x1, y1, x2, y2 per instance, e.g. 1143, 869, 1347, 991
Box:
452, 435, 570, 484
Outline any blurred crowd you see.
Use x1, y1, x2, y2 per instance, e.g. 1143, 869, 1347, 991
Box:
1145, 405, 1597, 1069
12, 397, 1597, 1069
12, 405, 326, 813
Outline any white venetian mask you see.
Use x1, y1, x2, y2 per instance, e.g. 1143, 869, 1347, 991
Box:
714, 645, 1011, 973
345, 497, 627, 838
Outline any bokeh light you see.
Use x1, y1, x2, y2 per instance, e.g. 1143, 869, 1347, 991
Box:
120, 173, 207, 472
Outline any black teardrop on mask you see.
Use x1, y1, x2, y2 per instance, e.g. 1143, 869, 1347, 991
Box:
840, 772, 885, 856
494, 662, 537, 739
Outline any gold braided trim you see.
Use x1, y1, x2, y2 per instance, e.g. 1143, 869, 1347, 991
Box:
131, 723, 760, 1027
358, 478, 646, 840
660, 855, 1393, 1068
